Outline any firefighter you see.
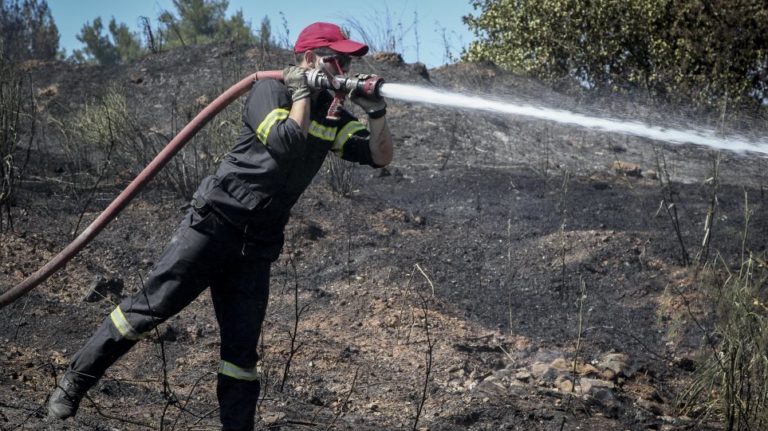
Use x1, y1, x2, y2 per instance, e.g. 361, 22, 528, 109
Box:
47, 22, 393, 431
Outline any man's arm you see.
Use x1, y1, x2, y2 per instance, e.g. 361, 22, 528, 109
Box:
367, 116, 393, 166
288, 97, 310, 137
284, 66, 311, 137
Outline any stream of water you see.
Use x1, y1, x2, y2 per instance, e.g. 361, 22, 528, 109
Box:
380, 83, 768, 155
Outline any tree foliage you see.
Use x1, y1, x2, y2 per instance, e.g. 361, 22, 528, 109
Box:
72, 0, 258, 65
73, 17, 143, 65
0, 0, 59, 62
160, 0, 256, 47
463, 0, 768, 108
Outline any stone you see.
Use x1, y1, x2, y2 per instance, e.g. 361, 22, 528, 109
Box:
493, 366, 514, 380
531, 362, 552, 378
514, 371, 532, 382
578, 378, 614, 395
550, 357, 571, 371
612, 160, 643, 177
82, 275, 124, 302
555, 376, 574, 393
261, 412, 286, 424
474, 379, 507, 397
598, 352, 637, 378
590, 388, 621, 418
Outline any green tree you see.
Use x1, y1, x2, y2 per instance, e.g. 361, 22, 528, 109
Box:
463, 0, 768, 108
218, 9, 256, 44
258, 15, 273, 49
173, 0, 227, 43
73, 17, 119, 65
73, 17, 144, 65
108, 18, 144, 63
0, 0, 59, 62
159, 0, 255, 47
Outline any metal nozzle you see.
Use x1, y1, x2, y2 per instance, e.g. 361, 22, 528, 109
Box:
306, 70, 384, 98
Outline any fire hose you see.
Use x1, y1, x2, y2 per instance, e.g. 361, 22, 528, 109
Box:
0, 70, 384, 309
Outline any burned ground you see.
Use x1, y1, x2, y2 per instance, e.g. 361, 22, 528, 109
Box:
2, 43, 768, 430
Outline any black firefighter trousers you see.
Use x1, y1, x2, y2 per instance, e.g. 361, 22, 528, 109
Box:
67, 205, 271, 431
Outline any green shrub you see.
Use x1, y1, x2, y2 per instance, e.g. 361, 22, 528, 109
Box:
464, 0, 768, 109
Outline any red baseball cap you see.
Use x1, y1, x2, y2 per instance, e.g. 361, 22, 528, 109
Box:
294, 22, 369, 56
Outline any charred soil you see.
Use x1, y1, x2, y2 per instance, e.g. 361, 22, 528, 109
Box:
2, 43, 768, 430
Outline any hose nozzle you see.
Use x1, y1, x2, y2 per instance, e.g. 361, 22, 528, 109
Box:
306, 70, 384, 98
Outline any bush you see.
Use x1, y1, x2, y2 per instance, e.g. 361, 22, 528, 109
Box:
681, 196, 768, 431
57, 85, 239, 200
463, 0, 768, 109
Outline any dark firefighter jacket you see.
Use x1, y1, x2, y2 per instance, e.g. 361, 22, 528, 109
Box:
193, 79, 380, 261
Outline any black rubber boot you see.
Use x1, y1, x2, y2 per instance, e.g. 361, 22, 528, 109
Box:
47, 372, 92, 420
218, 375, 260, 431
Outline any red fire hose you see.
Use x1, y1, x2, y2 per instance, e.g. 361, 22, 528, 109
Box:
0, 70, 284, 309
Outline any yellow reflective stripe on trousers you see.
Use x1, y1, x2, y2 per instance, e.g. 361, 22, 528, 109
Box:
332, 121, 367, 155
256, 108, 289, 145
219, 360, 258, 381
110, 306, 141, 340
308, 120, 337, 142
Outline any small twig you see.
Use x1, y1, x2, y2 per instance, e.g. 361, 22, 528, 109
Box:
325, 367, 359, 431
414, 263, 435, 296
84, 393, 157, 429
412, 287, 434, 431
281, 255, 309, 391
559, 278, 589, 431
169, 372, 212, 430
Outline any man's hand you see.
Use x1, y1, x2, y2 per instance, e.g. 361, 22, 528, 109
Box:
349, 74, 386, 117
283, 66, 310, 102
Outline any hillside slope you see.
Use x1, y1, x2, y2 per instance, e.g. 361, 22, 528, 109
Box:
2, 43, 768, 430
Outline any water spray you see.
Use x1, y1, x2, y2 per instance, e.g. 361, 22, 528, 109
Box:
379, 83, 768, 155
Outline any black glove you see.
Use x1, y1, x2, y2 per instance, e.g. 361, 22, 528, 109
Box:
349, 74, 386, 118
282, 65, 310, 102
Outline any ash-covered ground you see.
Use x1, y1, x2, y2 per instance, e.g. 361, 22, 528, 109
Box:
2, 43, 768, 430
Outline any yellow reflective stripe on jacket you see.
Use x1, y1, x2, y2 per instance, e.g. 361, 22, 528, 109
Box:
308, 120, 337, 142
110, 306, 141, 340
256, 108, 289, 145
332, 121, 367, 155
219, 360, 258, 381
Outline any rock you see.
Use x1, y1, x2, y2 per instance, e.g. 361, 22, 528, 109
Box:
578, 377, 615, 395
590, 388, 621, 418
372, 52, 403, 64
261, 411, 286, 424
493, 366, 514, 380
555, 376, 573, 392
514, 371, 532, 382
474, 379, 507, 397
637, 397, 664, 416
598, 352, 637, 378
82, 275, 124, 302
645, 169, 658, 180
577, 363, 600, 376
550, 357, 570, 371
530, 362, 549, 377
612, 160, 642, 177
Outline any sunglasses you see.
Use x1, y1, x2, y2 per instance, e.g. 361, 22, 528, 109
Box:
320, 54, 352, 74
